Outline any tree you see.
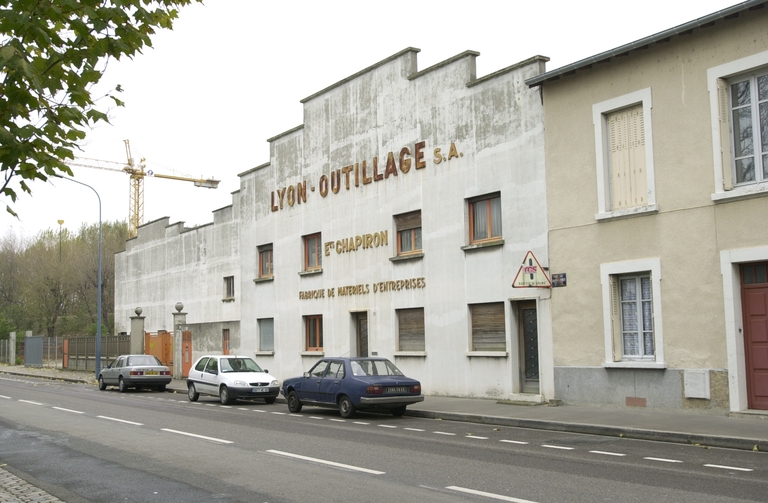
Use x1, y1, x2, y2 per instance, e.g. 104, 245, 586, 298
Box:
0, 0, 200, 217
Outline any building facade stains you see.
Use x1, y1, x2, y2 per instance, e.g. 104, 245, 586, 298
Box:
116, 48, 554, 402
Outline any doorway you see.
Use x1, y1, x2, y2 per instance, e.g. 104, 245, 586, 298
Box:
741, 263, 768, 410
518, 301, 539, 394
355, 313, 368, 357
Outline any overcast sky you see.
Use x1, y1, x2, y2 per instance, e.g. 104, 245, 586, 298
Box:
1, 0, 742, 240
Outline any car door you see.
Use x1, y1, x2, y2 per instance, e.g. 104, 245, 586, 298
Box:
103, 357, 123, 385
318, 360, 344, 404
298, 360, 328, 402
201, 357, 220, 395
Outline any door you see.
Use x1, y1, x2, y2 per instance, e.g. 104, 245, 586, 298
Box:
222, 329, 230, 355
355, 313, 368, 357
181, 331, 192, 378
741, 263, 768, 410
519, 301, 540, 394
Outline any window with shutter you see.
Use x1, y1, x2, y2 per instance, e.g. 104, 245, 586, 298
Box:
470, 302, 506, 352
397, 308, 425, 351
395, 211, 422, 255
608, 105, 647, 210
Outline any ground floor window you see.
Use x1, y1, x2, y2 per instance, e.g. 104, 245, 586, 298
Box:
397, 308, 425, 351
617, 274, 654, 358
305, 315, 323, 351
470, 302, 506, 351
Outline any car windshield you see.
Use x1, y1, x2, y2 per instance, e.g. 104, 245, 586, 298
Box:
220, 357, 262, 373
350, 359, 404, 377
127, 356, 161, 366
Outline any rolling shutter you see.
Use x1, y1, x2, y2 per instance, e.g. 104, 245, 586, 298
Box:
398, 308, 425, 351
470, 303, 506, 351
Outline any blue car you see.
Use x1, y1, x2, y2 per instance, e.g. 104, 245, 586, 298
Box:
281, 357, 424, 418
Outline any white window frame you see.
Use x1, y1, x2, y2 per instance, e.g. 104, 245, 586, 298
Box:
593, 88, 657, 221
600, 258, 665, 369
708, 50, 768, 202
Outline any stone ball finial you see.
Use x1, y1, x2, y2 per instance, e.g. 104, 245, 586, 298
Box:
175, 302, 184, 313
135, 307, 143, 316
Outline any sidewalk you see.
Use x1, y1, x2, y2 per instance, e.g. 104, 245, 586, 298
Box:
2, 365, 766, 452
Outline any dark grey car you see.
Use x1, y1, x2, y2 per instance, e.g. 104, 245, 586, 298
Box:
98, 354, 172, 392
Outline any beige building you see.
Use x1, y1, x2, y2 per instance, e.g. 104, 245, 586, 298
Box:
526, 0, 768, 412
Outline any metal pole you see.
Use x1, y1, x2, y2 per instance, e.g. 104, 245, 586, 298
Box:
58, 177, 102, 378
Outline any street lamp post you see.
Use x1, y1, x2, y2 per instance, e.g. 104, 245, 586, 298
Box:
57, 219, 64, 262
58, 177, 102, 377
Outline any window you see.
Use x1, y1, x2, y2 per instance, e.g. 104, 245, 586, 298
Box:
258, 318, 274, 352
223, 276, 235, 299
470, 302, 506, 352
708, 50, 768, 200
592, 88, 656, 219
305, 315, 323, 351
303, 233, 322, 272
258, 244, 273, 278
397, 308, 425, 351
728, 71, 768, 186
395, 211, 422, 256
601, 258, 665, 368
468, 193, 502, 244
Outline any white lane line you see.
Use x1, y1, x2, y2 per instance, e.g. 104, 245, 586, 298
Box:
309, 416, 324, 420
447, 486, 538, 503
266, 450, 385, 475
589, 450, 626, 457
329, 419, 346, 422
378, 425, 397, 429
205, 404, 216, 407
466, 435, 488, 440
52, 407, 84, 414
97, 416, 143, 426
404, 427, 425, 432
0, 395, 11, 399
238, 408, 249, 411
271, 411, 287, 415
162, 428, 234, 444
644, 457, 683, 463
252, 409, 266, 413
434, 431, 456, 436
18, 400, 44, 406
354, 421, 370, 425
500, 440, 529, 445
219, 406, 232, 409
542, 445, 574, 450
704, 464, 753, 472
288, 414, 304, 418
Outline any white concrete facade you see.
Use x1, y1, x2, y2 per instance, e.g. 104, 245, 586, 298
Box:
115, 48, 553, 401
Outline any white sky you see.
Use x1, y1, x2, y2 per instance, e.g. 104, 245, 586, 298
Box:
1, 0, 741, 239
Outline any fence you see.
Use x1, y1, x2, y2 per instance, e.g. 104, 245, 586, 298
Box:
0, 338, 13, 365
0, 336, 64, 367
64, 336, 131, 371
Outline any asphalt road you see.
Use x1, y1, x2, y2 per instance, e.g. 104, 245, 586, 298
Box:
1, 374, 766, 503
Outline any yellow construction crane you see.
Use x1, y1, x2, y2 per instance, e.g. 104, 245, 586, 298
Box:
66, 140, 220, 237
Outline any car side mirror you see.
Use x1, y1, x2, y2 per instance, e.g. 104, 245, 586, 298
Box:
262, 369, 269, 373
303, 372, 310, 378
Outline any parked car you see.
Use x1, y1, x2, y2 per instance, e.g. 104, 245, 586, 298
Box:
186, 355, 279, 405
281, 357, 424, 418
98, 354, 172, 392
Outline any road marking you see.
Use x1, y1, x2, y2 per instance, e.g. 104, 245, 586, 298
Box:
0, 395, 10, 399
266, 450, 385, 475
447, 486, 538, 502
329, 418, 346, 422
238, 408, 249, 411
18, 400, 44, 406
644, 457, 683, 463
404, 427, 425, 432
354, 421, 370, 425
309, 416, 324, 420
220, 406, 232, 409
378, 424, 397, 429
434, 431, 456, 436
288, 414, 304, 417
466, 435, 488, 440
542, 445, 574, 450
252, 409, 266, 413
162, 428, 233, 444
205, 404, 216, 407
52, 407, 84, 414
500, 440, 529, 445
97, 416, 143, 426
590, 450, 626, 457
271, 411, 287, 415
704, 464, 753, 472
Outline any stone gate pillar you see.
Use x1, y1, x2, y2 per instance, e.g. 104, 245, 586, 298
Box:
130, 307, 145, 354
9, 332, 16, 365
172, 302, 187, 380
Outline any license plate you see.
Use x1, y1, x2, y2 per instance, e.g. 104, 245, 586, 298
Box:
145, 371, 158, 375
252, 387, 268, 393
386, 386, 409, 393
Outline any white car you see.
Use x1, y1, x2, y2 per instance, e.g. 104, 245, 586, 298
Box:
186, 355, 279, 405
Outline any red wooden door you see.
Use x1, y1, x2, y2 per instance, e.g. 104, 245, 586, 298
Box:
181, 331, 192, 378
741, 263, 768, 410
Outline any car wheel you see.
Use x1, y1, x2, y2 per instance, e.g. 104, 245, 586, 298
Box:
98, 376, 106, 391
118, 377, 127, 393
187, 383, 199, 402
391, 405, 407, 417
338, 395, 356, 418
157, 384, 166, 392
264, 397, 276, 405
287, 391, 302, 413
220, 385, 232, 405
